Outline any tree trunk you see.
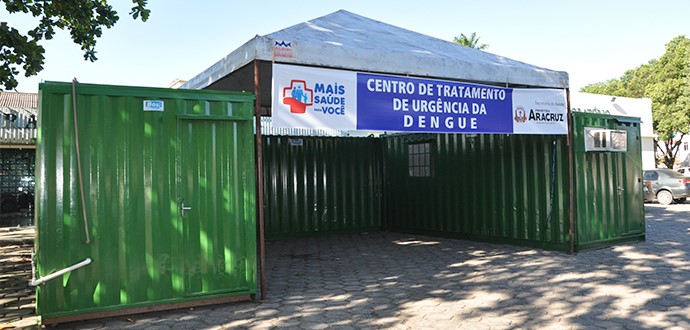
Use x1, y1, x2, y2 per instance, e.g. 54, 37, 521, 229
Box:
662, 135, 686, 169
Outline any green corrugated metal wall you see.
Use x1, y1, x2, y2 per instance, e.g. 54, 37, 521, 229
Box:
382, 133, 571, 251
261, 114, 644, 251
36, 82, 256, 321
262, 136, 381, 238
571, 112, 645, 250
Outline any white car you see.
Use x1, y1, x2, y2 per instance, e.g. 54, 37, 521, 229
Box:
677, 167, 690, 177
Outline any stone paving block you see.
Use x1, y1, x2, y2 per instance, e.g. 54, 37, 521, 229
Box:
254, 308, 280, 318
138, 325, 173, 330
297, 320, 329, 330
3, 317, 38, 329
219, 318, 252, 328
269, 315, 301, 327
402, 317, 441, 329
322, 310, 354, 320
4, 205, 690, 329
0, 296, 19, 307
346, 306, 377, 316
121, 320, 157, 330
4, 306, 32, 317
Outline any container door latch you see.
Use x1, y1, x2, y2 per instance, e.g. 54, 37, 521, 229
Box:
180, 203, 192, 216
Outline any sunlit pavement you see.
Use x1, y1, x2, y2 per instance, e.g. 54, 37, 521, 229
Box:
2, 203, 689, 329
0, 227, 35, 329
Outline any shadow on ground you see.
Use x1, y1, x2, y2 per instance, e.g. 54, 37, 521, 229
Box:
0, 241, 35, 329
5, 204, 690, 329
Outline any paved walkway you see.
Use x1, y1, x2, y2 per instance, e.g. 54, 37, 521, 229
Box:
0, 227, 35, 329
2, 204, 689, 329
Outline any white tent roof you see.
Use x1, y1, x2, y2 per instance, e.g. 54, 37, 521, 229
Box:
183, 10, 569, 90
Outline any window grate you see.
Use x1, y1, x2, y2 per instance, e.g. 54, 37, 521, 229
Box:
408, 142, 432, 177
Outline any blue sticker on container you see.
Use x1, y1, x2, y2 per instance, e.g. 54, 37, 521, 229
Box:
143, 100, 164, 111
288, 138, 303, 146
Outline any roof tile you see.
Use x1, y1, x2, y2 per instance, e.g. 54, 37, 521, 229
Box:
0, 92, 38, 109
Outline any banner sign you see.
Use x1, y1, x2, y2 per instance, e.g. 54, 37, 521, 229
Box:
272, 63, 567, 135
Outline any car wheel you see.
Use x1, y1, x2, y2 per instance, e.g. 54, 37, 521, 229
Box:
657, 190, 673, 205
673, 197, 687, 204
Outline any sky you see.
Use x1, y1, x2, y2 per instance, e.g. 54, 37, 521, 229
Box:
3, 0, 689, 93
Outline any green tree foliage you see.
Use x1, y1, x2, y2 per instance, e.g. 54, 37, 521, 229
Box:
1, 0, 150, 91
453, 32, 488, 50
581, 36, 690, 168
581, 60, 658, 98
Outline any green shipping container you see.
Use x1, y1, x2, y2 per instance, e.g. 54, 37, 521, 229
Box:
262, 136, 382, 239
34, 82, 257, 324
571, 112, 646, 250
382, 133, 571, 251
380, 111, 645, 251
258, 111, 645, 252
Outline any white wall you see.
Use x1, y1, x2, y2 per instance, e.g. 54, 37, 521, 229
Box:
571, 92, 656, 170
641, 137, 656, 170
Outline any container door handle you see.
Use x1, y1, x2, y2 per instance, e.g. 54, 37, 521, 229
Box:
181, 203, 192, 216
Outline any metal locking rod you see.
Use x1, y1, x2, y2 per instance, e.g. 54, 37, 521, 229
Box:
30, 258, 92, 286
181, 203, 192, 216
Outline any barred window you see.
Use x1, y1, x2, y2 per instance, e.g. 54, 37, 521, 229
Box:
408, 142, 431, 177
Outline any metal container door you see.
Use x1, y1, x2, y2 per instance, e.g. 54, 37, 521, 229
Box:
177, 118, 253, 297
572, 112, 646, 250
613, 123, 645, 236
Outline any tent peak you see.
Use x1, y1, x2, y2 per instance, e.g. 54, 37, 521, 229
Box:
182, 10, 569, 90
